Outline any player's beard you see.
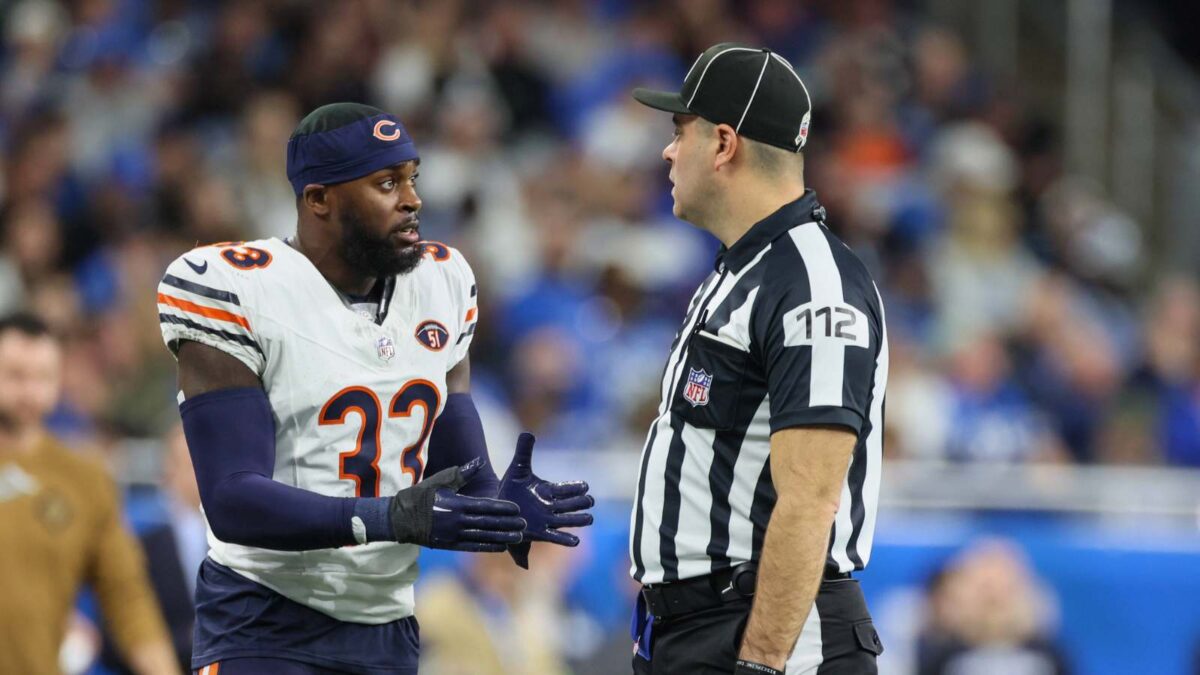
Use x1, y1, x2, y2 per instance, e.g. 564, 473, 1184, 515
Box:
339, 204, 424, 278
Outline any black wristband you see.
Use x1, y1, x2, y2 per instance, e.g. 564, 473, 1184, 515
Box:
387, 464, 467, 545
734, 660, 783, 675
388, 482, 436, 545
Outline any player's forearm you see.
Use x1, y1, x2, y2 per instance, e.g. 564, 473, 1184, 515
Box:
205, 472, 359, 550
424, 393, 499, 497
182, 387, 358, 550
737, 494, 839, 669
128, 640, 183, 675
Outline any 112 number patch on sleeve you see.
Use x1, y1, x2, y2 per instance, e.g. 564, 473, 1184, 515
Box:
782, 301, 869, 349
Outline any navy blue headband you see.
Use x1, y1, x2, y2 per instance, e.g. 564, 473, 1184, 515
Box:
286, 113, 419, 195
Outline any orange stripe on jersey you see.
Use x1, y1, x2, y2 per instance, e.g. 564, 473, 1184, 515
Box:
157, 293, 251, 331
465, 307, 477, 322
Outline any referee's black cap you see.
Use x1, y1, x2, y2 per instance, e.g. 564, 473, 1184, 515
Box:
632, 43, 813, 152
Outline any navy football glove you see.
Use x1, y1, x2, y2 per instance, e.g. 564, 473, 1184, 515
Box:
498, 433, 594, 568
390, 458, 526, 552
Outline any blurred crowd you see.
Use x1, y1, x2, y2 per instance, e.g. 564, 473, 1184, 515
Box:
3, 0, 1198, 469
3, 0, 1197, 673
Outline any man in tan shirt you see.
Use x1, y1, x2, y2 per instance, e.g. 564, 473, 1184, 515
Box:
0, 313, 180, 675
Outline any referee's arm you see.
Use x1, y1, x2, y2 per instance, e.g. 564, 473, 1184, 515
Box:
739, 246, 882, 670
737, 425, 855, 670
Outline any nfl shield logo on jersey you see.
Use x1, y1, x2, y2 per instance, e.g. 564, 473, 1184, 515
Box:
683, 368, 712, 407
376, 336, 396, 361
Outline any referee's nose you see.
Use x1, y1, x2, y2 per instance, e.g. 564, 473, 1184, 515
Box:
662, 137, 677, 167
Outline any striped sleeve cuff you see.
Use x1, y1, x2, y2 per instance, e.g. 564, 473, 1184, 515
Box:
769, 405, 863, 434
157, 256, 265, 375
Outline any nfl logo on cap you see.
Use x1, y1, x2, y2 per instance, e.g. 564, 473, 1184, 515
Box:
684, 368, 712, 407
631, 42, 814, 153
376, 336, 396, 361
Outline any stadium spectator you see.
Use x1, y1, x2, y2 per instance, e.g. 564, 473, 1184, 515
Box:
0, 313, 179, 675
916, 539, 1072, 675
98, 424, 205, 674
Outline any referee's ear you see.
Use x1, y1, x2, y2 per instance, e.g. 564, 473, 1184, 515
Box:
712, 122, 740, 173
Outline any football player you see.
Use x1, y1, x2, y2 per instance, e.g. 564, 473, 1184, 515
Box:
158, 103, 593, 675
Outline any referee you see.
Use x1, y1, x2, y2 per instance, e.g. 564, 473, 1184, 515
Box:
628, 43, 888, 674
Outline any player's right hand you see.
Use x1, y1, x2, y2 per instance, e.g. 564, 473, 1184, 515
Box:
388, 458, 526, 552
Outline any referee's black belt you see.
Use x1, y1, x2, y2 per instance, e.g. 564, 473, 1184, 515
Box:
640, 563, 851, 620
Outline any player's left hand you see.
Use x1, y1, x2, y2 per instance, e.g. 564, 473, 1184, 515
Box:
498, 432, 594, 569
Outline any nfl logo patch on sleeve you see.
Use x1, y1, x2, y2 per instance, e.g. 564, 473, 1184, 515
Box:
683, 368, 712, 407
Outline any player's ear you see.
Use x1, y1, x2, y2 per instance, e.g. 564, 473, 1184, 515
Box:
713, 123, 738, 172
302, 184, 332, 218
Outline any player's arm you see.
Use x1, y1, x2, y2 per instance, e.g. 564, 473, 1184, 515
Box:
423, 248, 501, 498
422, 356, 500, 497
735, 426, 856, 672
177, 340, 358, 550
176, 341, 524, 551
736, 251, 882, 672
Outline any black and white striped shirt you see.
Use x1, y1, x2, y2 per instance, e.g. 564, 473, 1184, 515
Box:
629, 191, 888, 585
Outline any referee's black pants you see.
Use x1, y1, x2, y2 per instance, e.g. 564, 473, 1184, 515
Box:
632, 577, 882, 674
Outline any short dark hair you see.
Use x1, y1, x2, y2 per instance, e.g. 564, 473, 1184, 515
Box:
743, 136, 804, 177
0, 312, 52, 340
694, 117, 805, 177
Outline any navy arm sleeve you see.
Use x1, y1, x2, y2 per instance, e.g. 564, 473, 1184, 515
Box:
180, 387, 360, 551
423, 393, 499, 498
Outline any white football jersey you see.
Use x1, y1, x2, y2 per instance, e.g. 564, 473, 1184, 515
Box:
157, 237, 477, 624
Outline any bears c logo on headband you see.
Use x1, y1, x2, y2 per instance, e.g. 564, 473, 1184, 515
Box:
286, 103, 419, 195
373, 120, 402, 142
